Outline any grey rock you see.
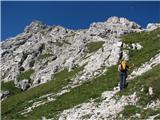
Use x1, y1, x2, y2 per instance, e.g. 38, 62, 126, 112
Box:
0, 91, 10, 100
0, 16, 143, 88
16, 79, 31, 91
122, 50, 129, 61
65, 57, 75, 72
131, 43, 143, 50
24, 20, 47, 34
146, 23, 160, 31
22, 54, 35, 70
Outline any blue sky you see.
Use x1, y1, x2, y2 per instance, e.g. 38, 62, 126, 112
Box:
1, 1, 160, 40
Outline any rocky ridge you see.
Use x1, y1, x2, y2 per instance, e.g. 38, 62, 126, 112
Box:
1, 16, 160, 120
1, 16, 142, 91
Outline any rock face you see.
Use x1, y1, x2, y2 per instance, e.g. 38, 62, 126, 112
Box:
88, 16, 141, 38
0, 16, 144, 90
146, 23, 160, 31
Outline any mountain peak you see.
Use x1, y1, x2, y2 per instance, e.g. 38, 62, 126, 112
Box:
106, 16, 141, 28
24, 20, 47, 33
106, 16, 129, 24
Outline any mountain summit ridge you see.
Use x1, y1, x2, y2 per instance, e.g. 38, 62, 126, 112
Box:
1, 16, 159, 87
1, 16, 142, 85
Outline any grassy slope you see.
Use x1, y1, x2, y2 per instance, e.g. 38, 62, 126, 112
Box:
17, 69, 35, 81
25, 29, 160, 119
2, 28, 160, 119
117, 28, 160, 119
1, 81, 22, 95
27, 65, 160, 120
122, 28, 160, 70
86, 41, 105, 53
25, 66, 119, 119
2, 66, 84, 119
118, 65, 160, 119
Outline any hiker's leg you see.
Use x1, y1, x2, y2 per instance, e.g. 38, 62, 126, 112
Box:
120, 72, 123, 90
124, 72, 128, 88
124, 72, 127, 86
122, 73, 126, 90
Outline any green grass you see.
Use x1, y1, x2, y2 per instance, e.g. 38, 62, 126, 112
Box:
2, 66, 84, 120
140, 108, 160, 119
155, 114, 160, 119
117, 64, 160, 119
119, 105, 160, 119
27, 64, 159, 120
117, 65, 160, 119
118, 30, 160, 118
118, 29, 160, 99
17, 69, 35, 81
24, 66, 119, 119
122, 28, 160, 70
37, 53, 53, 60
119, 65, 160, 105
1, 81, 21, 95
120, 105, 141, 118
86, 41, 105, 53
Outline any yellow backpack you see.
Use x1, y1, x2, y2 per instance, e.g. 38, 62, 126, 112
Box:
121, 60, 127, 70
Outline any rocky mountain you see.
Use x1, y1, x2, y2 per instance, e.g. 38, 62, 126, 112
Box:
1, 16, 160, 120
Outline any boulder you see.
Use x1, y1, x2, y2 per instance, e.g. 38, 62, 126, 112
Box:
136, 43, 143, 50
65, 57, 75, 72
0, 91, 10, 100
131, 43, 136, 50
149, 87, 153, 95
22, 54, 35, 69
131, 43, 143, 50
16, 79, 31, 91
122, 50, 129, 61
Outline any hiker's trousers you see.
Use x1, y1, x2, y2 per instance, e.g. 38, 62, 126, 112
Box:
119, 72, 127, 90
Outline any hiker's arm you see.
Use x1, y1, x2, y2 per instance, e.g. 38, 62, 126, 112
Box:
118, 64, 121, 72
129, 63, 134, 69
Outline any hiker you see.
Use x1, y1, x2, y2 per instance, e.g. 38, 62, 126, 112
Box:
118, 60, 129, 91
